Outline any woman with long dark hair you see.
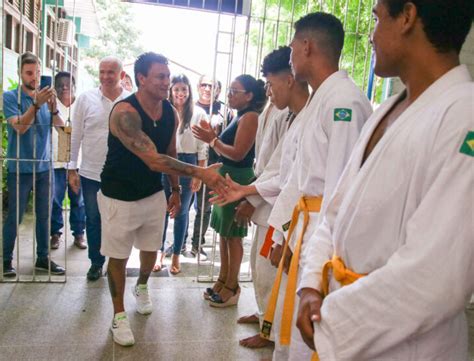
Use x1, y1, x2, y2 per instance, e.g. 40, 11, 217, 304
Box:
193, 74, 267, 306
154, 74, 208, 274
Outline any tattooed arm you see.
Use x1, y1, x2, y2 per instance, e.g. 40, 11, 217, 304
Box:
166, 107, 180, 189
109, 102, 225, 190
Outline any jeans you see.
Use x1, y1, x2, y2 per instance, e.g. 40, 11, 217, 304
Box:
191, 177, 212, 250
51, 168, 85, 237
3, 171, 52, 262
161, 153, 197, 255
81, 176, 105, 267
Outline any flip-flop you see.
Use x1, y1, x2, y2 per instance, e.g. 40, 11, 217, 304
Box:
170, 265, 181, 275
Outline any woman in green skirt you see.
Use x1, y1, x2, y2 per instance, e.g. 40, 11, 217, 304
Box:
192, 74, 267, 307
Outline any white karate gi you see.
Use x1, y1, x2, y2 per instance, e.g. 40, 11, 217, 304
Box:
267, 70, 373, 360
247, 105, 289, 334
299, 65, 474, 361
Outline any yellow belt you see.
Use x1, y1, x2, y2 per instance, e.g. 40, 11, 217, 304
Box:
310, 256, 367, 361
261, 196, 322, 344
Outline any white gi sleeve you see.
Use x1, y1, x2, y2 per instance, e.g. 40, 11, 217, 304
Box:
312, 102, 474, 360
320, 98, 371, 214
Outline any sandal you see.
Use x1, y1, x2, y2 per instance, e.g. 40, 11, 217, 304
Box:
152, 251, 165, 272
170, 264, 181, 275
209, 285, 240, 308
203, 278, 225, 300
170, 254, 181, 275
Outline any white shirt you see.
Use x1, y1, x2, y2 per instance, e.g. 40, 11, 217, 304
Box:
70, 87, 130, 181
53, 100, 76, 169
176, 106, 208, 161
299, 65, 474, 361
268, 70, 373, 236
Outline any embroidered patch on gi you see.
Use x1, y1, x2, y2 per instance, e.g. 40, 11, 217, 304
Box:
282, 221, 291, 232
334, 108, 352, 122
459, 131, 474, 157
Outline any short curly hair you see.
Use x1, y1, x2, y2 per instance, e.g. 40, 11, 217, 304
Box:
383, 0, 473, 54
261, 46, 292, 77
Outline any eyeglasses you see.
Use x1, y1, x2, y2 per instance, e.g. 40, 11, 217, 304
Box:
199, 83, 213, 89
227, 88, 247, 96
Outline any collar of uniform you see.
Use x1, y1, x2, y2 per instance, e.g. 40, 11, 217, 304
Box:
316, 69, 348, 97
421, 64, 471, 98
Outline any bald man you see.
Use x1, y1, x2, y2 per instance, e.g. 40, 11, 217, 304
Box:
68, 56, 130, 281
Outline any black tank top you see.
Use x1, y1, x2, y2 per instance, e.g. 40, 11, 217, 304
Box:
219, 108, 255, 168
100, 94, 175, 201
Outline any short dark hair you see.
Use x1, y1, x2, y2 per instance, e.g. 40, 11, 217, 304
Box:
261, 46, 292, 77
134, 52, 168, 87
235, 74, 267, 113
383, 0, 473, 53
55, 71, 75, 86
294, 12, 345, 63
18, 51, 40, 71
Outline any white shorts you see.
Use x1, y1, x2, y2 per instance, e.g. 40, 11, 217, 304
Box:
98, 190, 167, 259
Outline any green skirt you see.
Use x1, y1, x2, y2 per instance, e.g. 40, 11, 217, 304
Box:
210, 164, 255, 238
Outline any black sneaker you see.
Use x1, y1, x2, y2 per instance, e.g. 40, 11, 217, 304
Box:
3, 261, 16, 277
35, 258, 66, 275
87, 264, 103, 281
164, 246, 173, 258
185, 247, 208, 261
183, 249, 197, 259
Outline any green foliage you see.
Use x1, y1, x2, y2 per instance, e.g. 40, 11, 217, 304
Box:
84, 0, 145, 84
247, 0, 377, 95
7, 78, 18, 91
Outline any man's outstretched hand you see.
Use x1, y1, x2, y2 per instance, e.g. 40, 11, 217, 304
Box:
296, 288, 323, 351
199, 163, 226, 193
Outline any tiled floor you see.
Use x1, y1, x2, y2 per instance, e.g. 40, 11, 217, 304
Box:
0, 277, 273, 361
1, 212, 473, 360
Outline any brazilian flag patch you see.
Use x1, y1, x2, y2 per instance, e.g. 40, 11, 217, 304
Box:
282, 220, 291, 232
334, 108, 352, 122
459, 131, 474, 157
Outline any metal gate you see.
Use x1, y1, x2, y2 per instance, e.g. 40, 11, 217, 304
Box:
1, 0, 379, 283
0, 0, 78, 282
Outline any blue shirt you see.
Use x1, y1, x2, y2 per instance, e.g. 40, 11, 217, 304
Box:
3, 88, 51, 173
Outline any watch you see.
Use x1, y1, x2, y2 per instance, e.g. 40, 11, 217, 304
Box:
209, 137, 218, 148
52, 110, 60, 115
171, 185, 182, 194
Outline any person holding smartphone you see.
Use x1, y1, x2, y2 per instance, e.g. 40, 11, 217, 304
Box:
2, 52, 65, 277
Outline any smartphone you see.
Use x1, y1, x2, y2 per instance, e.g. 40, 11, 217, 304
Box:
40, 75, 52, 90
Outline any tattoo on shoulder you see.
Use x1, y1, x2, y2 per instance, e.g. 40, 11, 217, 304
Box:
112, 110, 156, 153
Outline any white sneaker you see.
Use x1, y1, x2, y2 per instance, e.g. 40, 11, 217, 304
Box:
110, 312, 135, 346
132, 284, 153, 315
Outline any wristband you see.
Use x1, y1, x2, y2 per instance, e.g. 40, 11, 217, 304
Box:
209, 137, 218, 148
52, 110, 60, 116
171, 185, 182, 194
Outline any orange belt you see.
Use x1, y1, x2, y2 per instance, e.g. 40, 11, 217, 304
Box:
260, 226, 275, 258
310, 255, 367, 361
261, 196, 322, 343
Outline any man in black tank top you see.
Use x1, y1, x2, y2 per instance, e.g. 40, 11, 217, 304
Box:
99, 52, 226, 347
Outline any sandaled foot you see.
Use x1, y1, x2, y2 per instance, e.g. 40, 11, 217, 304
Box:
152, 252, 165, 272
203, 278, 225, 300
209, 285, 240, 308
239, 334, 274, 349
237, 313, 259, 324
170, 254, 181, 275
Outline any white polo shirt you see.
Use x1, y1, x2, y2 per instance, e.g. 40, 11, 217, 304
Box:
69, 87, 130, 182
